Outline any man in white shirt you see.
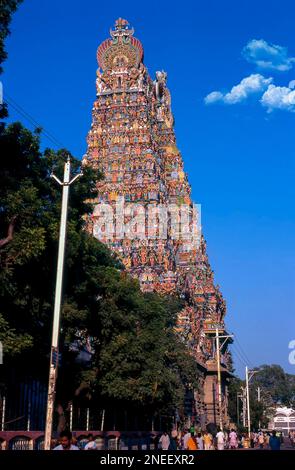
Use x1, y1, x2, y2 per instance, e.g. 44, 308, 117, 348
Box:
53, 431, 80, 450
159, 431, 170, 450
84, 434, 97, 450
183, 429, 191, 450
216, 429, 225, 450
196, 433, 204, 450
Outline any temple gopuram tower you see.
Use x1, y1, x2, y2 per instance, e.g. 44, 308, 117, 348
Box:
83, 18, 233, 428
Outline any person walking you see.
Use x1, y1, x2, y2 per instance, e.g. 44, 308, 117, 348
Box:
258, 431, 264, 449
182, 428, 191, 450
196, 433, 204, 450
216, 429, 225, 450
84, 434, 97, 450
159, 431, 170, 450
229, 429, 238, 449
269, 431, 281, 450
168, 433, 178, 450
203, 431, 213, 450
186, 432, 198, 450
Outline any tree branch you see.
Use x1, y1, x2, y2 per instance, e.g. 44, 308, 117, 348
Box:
0, 216, 17, 248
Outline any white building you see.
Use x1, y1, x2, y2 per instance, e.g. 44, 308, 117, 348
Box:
270, 407, 295, 436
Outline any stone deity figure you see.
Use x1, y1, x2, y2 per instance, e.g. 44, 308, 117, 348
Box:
156, 105, 164, 121
96, 68, 105, 94
149, 250, 155, 266
140, 246, 147, 264
154, 70, 167, 101
132, 250, 139, 267
163, 255, 169, 270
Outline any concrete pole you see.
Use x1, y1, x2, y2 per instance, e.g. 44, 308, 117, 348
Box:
246, 366, 251, 437
44, 158, 82, 450
69, 402, 73, 432
241, 387, 246, 427
215, 328, 223, 431
86, 408, 90, 431
27, 401, 31, 431
101, 409, 105, 431
257, 387, 261, 429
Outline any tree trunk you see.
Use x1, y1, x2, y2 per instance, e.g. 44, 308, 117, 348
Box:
0, 217, 16, 248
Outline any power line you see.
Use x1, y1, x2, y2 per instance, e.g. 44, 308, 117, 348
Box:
5, 97, 62, 147
234, 335, 255, 369
4, 94, 65, 148
231, 344, 248, 369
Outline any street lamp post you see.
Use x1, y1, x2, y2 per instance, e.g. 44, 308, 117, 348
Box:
215, 328, 234, 431
44, 157, 82, 450
245, 367, 258, 438
215, 328, 223, 431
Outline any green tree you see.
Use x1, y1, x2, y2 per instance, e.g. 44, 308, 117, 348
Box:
0, 0, 23, 71
0, 1, 23, 117
228, 364, 295, 431
252, 364, 295, 407
0, 121, 200, 429
228, 376, 242, 426
228, 375, 269, 430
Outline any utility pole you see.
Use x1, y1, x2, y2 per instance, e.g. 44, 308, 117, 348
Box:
246, 366, 250, 437
101, 409, 105, 432
236, 393, 240, 426
257, 386, 261, 429
69, 402, 73, 432
215, 328, 234, 431
44, 157, 82, 450
237, 390, 244, 427
86, 408, 90, 432
215, 328, 223, 431
240, 386, 246, 427
27, 401, 31, 432
245, 367, 258, 438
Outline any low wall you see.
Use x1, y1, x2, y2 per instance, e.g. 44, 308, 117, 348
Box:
0, 431, 161, 450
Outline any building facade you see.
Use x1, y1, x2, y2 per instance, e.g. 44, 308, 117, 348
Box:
83, 18, 232, 428
270, 407, 295, 436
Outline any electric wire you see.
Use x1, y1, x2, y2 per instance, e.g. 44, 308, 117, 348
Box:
4, 94, 65, 148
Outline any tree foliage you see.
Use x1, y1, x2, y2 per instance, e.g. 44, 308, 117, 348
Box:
252, 364, 295, 406
228, 364, 295, 430
0, 0, 23, 71
0, 1, 23, 117
0, 122, 200, 425
227, 376, 268, 430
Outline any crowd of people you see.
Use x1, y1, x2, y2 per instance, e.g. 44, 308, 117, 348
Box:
53, 432, 95, 450
52, 428, 285, 451
157, 428, 284, 450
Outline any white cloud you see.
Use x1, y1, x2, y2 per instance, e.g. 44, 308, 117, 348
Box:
261, 81, 295, 112
204, 91, 223, 104
204, 74, 273, 105
243, 39, 295, 72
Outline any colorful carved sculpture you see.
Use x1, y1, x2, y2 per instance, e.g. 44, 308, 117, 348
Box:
84, 19, 231, 425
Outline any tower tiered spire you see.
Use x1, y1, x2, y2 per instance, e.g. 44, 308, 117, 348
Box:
84, 20, 232, 427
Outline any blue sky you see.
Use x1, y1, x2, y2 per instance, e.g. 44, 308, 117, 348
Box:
3, 0, 295, 378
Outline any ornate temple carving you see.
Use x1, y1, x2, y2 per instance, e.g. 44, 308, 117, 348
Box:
84, 19, 232, 427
